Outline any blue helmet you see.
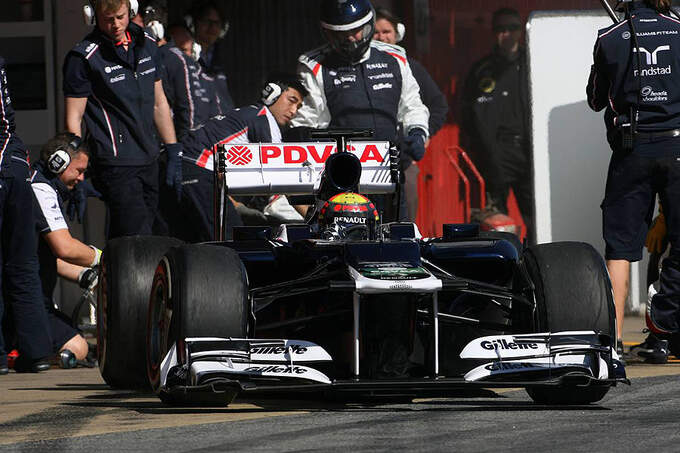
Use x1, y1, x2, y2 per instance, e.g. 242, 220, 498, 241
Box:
320, 0, 375, 64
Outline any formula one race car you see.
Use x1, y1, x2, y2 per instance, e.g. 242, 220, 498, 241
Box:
97, 130, 627, 406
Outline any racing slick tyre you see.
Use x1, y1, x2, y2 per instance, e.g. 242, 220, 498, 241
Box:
524, 242, 615, 405
98, 236, 183, 389
147, 244, 248, 405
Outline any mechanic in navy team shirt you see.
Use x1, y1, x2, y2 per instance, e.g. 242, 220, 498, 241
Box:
30, 133, 100, 363
0, 56, 52, 374
140, 1, 229, 139
62, 0, 183, 239
186, 0, 234, 112
587, 0, 680, 360
170, 75, 308, 242
291, 0, 430, 222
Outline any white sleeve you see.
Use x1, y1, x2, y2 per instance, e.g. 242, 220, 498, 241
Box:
32, 182, 68, 232
398, 58, 430, 137
290, 59, 331, 129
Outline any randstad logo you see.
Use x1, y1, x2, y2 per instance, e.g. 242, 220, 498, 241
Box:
634, 45, 671, 65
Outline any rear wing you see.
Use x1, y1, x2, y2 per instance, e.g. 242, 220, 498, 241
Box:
212, 141, 396, 196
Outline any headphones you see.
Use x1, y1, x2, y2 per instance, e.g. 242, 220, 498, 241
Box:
183, 15, 230, 40
142, 4, 165, 40
83, 0, 139, 26
395, 23, 406, 43
184, 1, 230, 40
261, 82, 283, 106
47, 135, 82, 175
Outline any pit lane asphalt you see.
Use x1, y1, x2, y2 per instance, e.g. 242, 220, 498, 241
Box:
2, 316, 679, 452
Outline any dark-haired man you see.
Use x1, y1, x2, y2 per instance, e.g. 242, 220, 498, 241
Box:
187, 0, 234, 111
166, 75, 308, 242
30, 133, 100, 362
462, 7, 533, 242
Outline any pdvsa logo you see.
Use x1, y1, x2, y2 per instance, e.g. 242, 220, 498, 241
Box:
226, 145, 253, 165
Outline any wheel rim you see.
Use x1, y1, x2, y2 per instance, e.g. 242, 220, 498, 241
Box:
147, 261, 173, 393
97, 260, 109, 372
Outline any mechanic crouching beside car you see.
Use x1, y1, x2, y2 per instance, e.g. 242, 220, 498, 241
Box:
30, 133, 101, 362
587, 0, 680, 360
63, 0, 183, 239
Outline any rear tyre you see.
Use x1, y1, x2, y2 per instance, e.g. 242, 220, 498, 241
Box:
524, 242, 615, 405
147, 244, 248, 405
98, 236, 182, 389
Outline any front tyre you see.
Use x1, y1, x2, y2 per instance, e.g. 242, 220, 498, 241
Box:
147, 244, 249, 404
524, 242, 615, 405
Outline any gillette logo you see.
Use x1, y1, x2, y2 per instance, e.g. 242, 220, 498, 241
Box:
485, 362, 536, 371
244, 365, 307, 374
250, 345, 308, 355
480, 339, 539, 350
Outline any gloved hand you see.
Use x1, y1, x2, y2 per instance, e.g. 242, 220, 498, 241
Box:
646, 212, 667, 254
78, 267, 99, 290
400, 128, 427, 161
89, 245, 102, 267
165, 143, 184, 201
66, 181, 103, 223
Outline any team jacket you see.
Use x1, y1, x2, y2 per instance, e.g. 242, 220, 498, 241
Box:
291, 40, 429, 142
63, 23, 161, 166
182, 104, 281, 171
30, 162, 70, 302
159, 45, 231, 140
0, 56, 27, 175
587, 3, 680, 133
198, 42, 234, 115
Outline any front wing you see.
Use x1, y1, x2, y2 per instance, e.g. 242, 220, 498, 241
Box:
158, 332, 627, 402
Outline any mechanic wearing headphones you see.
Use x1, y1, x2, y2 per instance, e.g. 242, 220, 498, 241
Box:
186, 0, 234, 112
63, 0, 183, 239
140, 1, 227, 139
0, 56, 52, 374
172, 75, 308, 242
291, 0, 429, 222
373, 7, 448, 222
587, 0, 680, 361
30, 133, 100, 363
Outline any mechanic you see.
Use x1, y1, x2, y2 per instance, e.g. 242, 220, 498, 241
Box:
461, 8, 534, 243
291, 0, 430, 222
30, 133, 99, 362
587, 0, 680, 360
373, 6, 448, 222
0, 56, 52, 374
168, 75, 308, 242
142, 1, 225, 139
186, 0, 234, 112
63, 0, 183, 239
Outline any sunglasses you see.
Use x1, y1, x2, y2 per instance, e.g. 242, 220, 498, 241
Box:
493, 24, 521, 33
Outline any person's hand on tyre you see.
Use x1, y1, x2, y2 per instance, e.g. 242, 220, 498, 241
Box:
646, 211, 667, 254
400, 128, 427, 161
165, 143, 184, 201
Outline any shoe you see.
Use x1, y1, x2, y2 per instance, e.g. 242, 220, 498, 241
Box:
13, 355, 51, 373
615, 339, 626, 365
0, 361, 8, 375
629, 331, 669, 364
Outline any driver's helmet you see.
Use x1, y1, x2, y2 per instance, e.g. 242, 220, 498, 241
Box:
320, 0, 375, 64
318, 192, 379, 240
